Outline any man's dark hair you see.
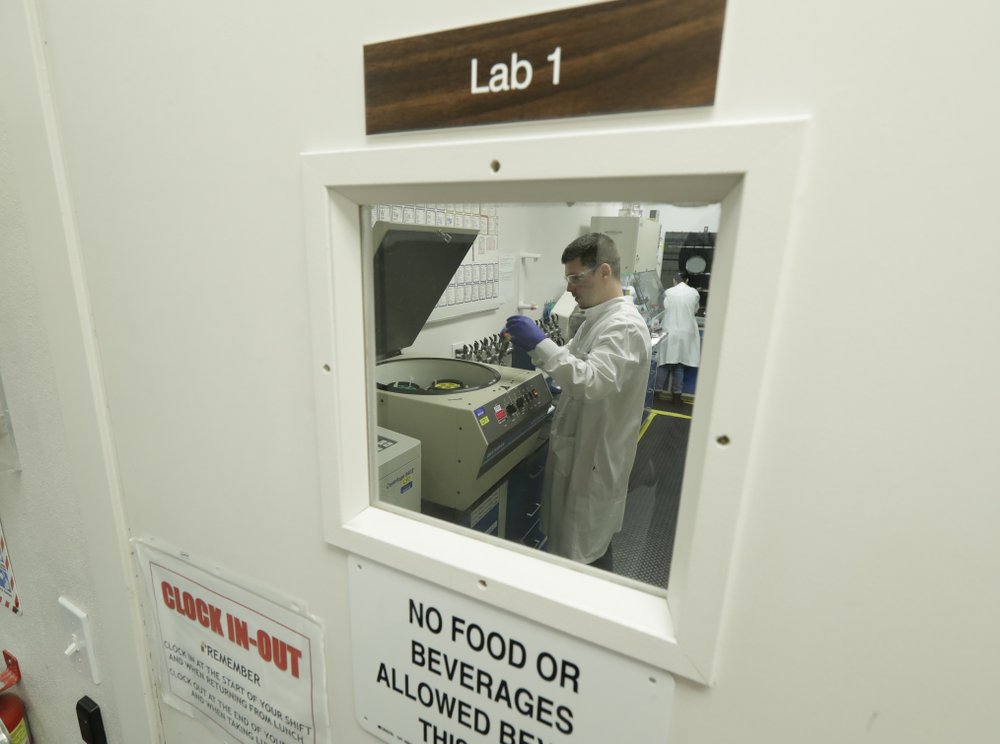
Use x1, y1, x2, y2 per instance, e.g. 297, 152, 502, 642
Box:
561, 233, 621, 279
674, 272, 689, 283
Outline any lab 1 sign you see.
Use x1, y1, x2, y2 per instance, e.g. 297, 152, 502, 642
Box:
364, 0, 726, 134
471, 49, 562, 95
349, 557, 674, 744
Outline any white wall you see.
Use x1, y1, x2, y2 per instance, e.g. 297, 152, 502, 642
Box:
1, 1, 998, 744
409, 201, 710, 358
408, 202, 619, 357
0, 108, 119, 743
657, 204, 720, 234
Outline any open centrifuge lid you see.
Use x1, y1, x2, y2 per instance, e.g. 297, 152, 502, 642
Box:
372, 221, 479, 360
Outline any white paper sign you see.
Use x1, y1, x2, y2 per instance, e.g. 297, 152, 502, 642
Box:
135, 541, 329, 744
349, 556, 674, 744
0, 519, 21, 614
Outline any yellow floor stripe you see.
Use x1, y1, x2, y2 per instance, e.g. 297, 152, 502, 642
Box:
653, 409, 693, 420
638, 408, 693, 442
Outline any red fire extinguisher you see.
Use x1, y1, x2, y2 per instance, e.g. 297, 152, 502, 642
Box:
0, 651, 31, 744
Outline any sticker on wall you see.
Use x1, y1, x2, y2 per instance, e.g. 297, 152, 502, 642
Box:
0, 524, 20, 615
133, 540, 330, 744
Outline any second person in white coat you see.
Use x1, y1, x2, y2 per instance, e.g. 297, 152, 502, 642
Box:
656, 273, 701, 403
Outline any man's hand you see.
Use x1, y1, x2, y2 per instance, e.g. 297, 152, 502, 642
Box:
503, 315, 546, 351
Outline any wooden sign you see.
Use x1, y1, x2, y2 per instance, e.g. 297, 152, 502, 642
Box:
363, 0, 726, 135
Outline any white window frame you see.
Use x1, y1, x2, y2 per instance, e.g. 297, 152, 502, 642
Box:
302, 119, 807, 684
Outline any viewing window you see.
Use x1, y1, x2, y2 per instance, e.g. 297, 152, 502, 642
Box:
363, 201, 721, 592
304, 119, 806, 682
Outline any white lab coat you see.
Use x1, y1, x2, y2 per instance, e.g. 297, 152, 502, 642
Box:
656, 282, 701, 367
530, 297, 651, 563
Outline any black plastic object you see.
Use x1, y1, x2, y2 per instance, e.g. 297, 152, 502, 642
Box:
76, 696, 107, 744
372, 222, 478, 359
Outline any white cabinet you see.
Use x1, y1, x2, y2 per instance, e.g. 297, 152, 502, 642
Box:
590, 215, 661, 274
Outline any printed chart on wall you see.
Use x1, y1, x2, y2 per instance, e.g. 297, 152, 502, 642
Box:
134, 541, 329, 744
349, 556, 674, 744
372, 203, 502, 322
0, 521, 20, 615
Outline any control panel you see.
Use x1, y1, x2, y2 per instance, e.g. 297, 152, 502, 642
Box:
473, 378, 549, 441
475, 376, 552, 474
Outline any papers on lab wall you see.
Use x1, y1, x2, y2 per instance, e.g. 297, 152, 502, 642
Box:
372, 203, 502, 322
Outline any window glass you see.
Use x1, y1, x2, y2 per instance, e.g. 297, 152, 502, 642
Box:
366, 201, 720, 591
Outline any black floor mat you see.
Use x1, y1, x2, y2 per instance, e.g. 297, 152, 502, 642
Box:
611, 410, 690, 588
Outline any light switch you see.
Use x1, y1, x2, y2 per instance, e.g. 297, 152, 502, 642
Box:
58, 596, 100, 684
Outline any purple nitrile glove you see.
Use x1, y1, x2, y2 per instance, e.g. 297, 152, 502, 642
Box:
503, 315, 546, 351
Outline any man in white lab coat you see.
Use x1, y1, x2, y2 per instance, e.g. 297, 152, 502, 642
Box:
504, 233, 651, 570
656, 273, 701, 403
